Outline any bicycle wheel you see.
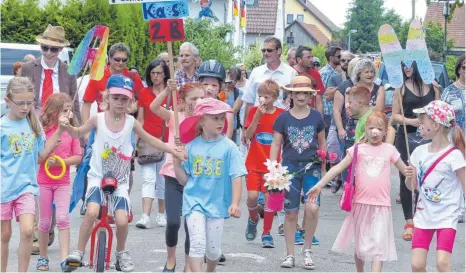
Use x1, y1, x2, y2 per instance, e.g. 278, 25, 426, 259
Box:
94, 231, 106, 272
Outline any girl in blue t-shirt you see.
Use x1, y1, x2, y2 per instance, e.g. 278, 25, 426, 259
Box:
269, 76, 327, 270
173, 97, 247, 272
0, 77, 65, 272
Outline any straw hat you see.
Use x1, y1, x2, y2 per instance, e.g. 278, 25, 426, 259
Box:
281, 76, 317, 92
36, 25, 70, 47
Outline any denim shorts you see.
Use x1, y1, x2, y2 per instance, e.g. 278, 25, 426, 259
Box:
87, 188, 128, 212
282, 161, 321, 212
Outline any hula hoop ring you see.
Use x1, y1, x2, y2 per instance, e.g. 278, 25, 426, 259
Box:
44, 155, 66, 180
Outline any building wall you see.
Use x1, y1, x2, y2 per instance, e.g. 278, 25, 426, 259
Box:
284, 24, 317, 47
245, 34, 268, 49
284, 0, 332, 40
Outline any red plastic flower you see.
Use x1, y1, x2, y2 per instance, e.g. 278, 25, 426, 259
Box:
317, 149, 327, 161
328, 152, 338, 162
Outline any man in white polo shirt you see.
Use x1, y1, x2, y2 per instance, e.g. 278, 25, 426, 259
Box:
242, 36, 297, 117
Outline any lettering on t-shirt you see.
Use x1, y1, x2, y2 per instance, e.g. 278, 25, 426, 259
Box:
256, 132, 273, 145
8, 133, 35, 157
287, 125, 315, 154
193, 155, 224, 177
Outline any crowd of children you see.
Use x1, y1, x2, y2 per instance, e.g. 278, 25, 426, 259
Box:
1, 55, 465, 273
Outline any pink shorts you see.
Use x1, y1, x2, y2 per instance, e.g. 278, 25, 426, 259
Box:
0, 193, 35, 222
412, 227, 456, 253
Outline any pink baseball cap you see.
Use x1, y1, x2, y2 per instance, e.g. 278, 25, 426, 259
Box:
413, 100, 456, 128
179, 98, 232, 143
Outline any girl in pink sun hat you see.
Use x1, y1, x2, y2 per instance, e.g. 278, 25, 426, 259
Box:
405, 100, 465, 272
173, 97, 247, 272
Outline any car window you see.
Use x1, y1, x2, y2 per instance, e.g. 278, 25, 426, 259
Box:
1, 48, 42, 76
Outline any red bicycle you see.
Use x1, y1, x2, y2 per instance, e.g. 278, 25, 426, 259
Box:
67, 177, 131, 272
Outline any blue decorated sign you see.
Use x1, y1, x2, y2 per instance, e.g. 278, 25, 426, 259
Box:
142, 0, 189, 21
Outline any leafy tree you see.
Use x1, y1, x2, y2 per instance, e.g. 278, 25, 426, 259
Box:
342, 0, 385, 53
446, 55, 458, 80
310, 44, 327, 67
182, 19, 240, 69
1, 0, 44, 43
242, 40, 263, 71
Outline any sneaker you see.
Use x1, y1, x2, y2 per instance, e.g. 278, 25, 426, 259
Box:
136, 214, 151, 229
312, 236, 320, 245
278, 224, 284, 236
115, 250, 135, 272
294, 231, 304, 245
156, 213, 167, 227
302, 249, 315, 270
280, 255, 295, 268
65, 250, 84, 268
245, 218, 258, 241
261, 234, 275, 248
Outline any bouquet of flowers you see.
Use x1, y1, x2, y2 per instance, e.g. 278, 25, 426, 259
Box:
263, 159, 292, 193
310, 149, 338, 166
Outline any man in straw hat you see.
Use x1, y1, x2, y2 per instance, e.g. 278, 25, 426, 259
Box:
21, 24, 79, 254
21, 25, 80, 117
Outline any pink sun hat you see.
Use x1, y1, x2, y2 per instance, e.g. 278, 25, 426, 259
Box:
179, 97, 232, 143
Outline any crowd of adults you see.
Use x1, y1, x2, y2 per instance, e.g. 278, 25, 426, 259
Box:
12, 24, 466, 256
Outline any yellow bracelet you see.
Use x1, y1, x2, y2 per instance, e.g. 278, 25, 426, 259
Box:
44, 155, 66, 180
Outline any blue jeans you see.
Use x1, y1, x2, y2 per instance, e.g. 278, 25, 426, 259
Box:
282, 161, 321, 212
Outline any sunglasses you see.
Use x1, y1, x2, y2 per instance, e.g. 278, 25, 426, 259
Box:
261, 48, 276, 53
10, 99, 34, 107
41, 45, 61, 53
113, 57, 128, 63
341, 58, 352, 63
334, 55, 341, 59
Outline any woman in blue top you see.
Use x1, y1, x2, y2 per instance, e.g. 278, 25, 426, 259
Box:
173, 98, 247, 272
1, 77, 65, 272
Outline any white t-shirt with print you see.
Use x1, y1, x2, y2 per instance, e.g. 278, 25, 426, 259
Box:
410, 144, 466, 230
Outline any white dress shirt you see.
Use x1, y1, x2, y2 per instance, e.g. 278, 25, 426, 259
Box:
241, 61, 297, 109
39, 57, 60, 103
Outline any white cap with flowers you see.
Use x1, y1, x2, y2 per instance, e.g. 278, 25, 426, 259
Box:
413, 100, 456, 128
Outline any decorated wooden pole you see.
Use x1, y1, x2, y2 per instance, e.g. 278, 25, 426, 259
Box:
149, 18, 185, 142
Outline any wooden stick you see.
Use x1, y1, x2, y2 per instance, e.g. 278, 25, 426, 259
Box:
70, 38, 100, 113
167, 41, 180, 142
397, 89, 415, 216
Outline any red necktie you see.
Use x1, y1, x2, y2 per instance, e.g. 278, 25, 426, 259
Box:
41, 69, 53, 107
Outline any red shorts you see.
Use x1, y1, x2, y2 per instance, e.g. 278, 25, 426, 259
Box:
246, 171, 267, 192
0, 193, 35, 222
412, 227, 456, 253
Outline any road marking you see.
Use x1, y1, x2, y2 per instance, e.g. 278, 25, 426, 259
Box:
224, 253, 266, 263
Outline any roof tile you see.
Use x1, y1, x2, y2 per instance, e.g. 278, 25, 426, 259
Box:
246, 0, 278, 34
424, 2, 465, 48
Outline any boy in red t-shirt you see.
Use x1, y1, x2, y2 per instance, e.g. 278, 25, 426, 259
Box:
244, 79, 285, 248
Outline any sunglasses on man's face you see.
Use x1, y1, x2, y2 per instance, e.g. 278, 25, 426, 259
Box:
41, 45, 61, 53
261, 48, 276, 53
341, 58, 352, 63
113, 57, 128, 63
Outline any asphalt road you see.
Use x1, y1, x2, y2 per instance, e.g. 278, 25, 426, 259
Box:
6, 165, 466, 272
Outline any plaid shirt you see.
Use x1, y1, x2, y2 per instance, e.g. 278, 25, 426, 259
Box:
175, 69, 199, 89
319, 64, 337, 117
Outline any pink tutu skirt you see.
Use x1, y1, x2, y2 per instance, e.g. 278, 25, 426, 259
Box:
332, 203, 397, 262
